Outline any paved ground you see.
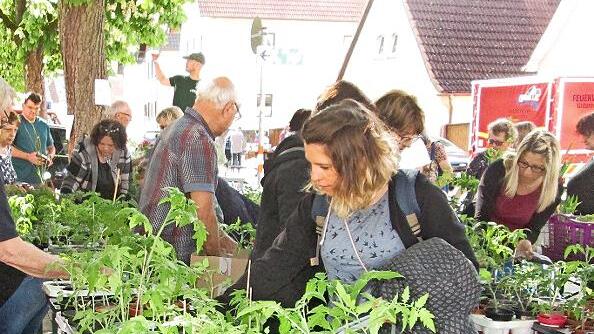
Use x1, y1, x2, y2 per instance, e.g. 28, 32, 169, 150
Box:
219, 156, 264, 191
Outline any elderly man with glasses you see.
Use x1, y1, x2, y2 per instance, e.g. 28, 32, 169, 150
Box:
109, 100, 133, 128
139, 77, 239, 263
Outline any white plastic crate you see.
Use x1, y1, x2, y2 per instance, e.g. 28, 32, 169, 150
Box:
471, 314, 535, 334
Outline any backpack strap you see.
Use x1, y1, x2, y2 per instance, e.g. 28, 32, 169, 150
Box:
309, 170, 422, 267
310, 194, 330, 266
394, 169, 422, 239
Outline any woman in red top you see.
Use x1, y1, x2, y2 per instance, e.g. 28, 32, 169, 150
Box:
475, 129, 562, 253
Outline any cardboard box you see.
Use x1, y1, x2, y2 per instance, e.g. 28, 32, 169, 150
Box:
190, 250, 250, 298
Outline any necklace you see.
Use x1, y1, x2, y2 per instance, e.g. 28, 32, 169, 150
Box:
22, 117, 42, 153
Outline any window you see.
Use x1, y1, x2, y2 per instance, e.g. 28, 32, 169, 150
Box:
377, 35, 385, 54
391, 33, 398, 53
144, 101, 157, 120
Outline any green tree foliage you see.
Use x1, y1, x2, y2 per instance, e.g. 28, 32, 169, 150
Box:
0, 0, 188, 90
0, 0, 59, 90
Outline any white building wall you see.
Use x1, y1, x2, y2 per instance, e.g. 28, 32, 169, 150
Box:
343, 0, 466, 136
116, 4, 358, 139
195, 17, 356, 130
528, 0, 594, 77
448, 95, 473, 125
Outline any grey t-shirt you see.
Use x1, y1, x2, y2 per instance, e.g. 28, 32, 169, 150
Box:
321, 191, 406, 284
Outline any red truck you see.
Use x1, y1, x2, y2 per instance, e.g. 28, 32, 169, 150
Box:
470, 76, 594, 175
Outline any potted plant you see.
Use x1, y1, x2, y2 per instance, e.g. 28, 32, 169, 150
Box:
531, 259, 576, 328
479, 268, 515, 321
563, 245, 594, 333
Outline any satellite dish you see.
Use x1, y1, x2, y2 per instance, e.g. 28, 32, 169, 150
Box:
251, 17, 263, 54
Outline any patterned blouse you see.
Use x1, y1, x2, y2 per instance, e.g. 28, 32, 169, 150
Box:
0, 147, 17, 185
421, 140, 448, 183
321, 191, 406, 284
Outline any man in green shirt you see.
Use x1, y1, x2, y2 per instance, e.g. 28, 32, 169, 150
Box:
11, 93, 55, 185
152, 52, 204, 111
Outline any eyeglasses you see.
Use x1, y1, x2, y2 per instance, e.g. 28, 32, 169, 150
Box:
488, 138, 505, 147
233, 102, 241, 120
394, 132, 421, 144
116, 112, 132, 120
0, 110, 9, 128
518, 160, 546, 174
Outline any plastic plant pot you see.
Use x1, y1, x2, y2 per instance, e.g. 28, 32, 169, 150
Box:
485, 307, 515, 321
537, 313, 567, 327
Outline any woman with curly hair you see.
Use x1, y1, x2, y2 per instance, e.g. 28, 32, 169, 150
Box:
61, 119, 131, 199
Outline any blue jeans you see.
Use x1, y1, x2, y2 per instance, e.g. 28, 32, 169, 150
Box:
0, 276, 48, 334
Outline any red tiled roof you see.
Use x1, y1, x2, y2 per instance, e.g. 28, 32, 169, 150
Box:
405, 0, 560, 93
197, 0, 366, 22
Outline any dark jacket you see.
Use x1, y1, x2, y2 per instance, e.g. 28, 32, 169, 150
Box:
475, 159, 562, 242
215, 177, 259, 227
61, 136, 131, 197
466, 151, 489, 180
252, 135, 309, 260
566, 158, 594, 215
219, 173, 478, 308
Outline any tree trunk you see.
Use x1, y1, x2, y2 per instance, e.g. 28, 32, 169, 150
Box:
25, 46, 47, 119
59, 0, 107, 151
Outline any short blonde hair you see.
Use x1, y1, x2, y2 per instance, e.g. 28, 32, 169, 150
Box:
302, 99, 399, 218
503, 129, 560, 212
156, 106, 183, 123
0, 77, 16, 114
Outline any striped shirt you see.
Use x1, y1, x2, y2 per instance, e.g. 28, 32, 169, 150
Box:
139, 107, 218, 263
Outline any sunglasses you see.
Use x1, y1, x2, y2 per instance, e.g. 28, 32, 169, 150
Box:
518, 160, 546, 174
488, 138, 505, 146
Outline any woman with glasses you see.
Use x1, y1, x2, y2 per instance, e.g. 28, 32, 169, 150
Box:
475, 129, 562, 254
61, 119, 131, 200
375, 90, 424, 151
0, 111, 20, 185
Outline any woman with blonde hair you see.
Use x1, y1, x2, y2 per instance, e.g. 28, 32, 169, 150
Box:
475, 129, 562, 248
219, 99, 476, 314
155, 106, 183, 130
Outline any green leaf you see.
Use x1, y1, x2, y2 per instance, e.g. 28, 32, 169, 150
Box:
419, 309, 436, 332
414, 293, 429, 309
401, 286, 410, 303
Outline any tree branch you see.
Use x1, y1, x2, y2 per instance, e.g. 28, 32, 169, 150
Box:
47, 17, 58, 32
0, 8, 18, 32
